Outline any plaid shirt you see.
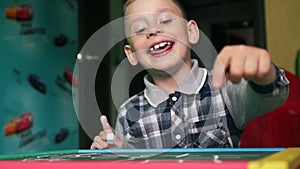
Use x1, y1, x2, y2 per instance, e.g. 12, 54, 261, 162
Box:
115, 60, 289, 148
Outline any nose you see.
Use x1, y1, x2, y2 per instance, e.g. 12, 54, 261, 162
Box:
146, 29, 163, 39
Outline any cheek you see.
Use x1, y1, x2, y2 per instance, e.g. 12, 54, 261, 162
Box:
168, 28, 189, 44
177, 31, 189, 43
131, 37, 147, 51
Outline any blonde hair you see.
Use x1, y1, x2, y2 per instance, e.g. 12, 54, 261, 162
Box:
123, 0, 188, 19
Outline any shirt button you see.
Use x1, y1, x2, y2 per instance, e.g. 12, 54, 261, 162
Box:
175, 134, 181, 140
171, 96, 177, 102
280, 75, 283, 81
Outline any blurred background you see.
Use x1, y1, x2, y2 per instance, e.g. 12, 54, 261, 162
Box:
0, 0, 78, 154
0, 0, 299, 154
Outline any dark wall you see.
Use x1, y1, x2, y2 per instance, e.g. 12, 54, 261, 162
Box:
181, 0, 266, 50
78, 0, 110, 149
78, 1, 110, 49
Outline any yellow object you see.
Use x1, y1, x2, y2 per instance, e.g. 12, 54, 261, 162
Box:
248, 148, 300, 169
264, 0, 300, 74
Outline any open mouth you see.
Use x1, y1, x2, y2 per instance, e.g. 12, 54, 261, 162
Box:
149, 41, 174, 56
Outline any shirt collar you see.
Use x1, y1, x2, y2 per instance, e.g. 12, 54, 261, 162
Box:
144, 59, 207, 107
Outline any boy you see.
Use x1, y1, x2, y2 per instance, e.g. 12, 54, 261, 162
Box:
91, 0, 289, 149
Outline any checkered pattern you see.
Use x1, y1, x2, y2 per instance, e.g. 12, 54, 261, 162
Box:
114, 61, 289, 149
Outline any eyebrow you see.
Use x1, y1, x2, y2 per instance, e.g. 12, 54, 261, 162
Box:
125, 8, 181, 34
156, 7, 184, 17
154, 8, 182, 17
155, 8, 175, 13
127, 8, 178, 23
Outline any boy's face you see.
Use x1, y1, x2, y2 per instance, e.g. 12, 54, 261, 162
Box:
124, 0, 199, 73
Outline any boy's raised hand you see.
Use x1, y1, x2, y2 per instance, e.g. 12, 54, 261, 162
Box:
212, 45, 276, 89
90, 115, 123, 149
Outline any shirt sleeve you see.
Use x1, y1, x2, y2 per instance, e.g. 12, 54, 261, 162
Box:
248, 64, 289, 94
222, 65, 289, 130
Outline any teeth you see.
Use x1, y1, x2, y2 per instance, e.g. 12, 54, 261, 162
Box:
159, 42, 166, 47
154, 44, 160, 50
150, 42, 172, 51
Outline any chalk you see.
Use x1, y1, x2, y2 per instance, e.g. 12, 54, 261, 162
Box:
107, 133, 114, 145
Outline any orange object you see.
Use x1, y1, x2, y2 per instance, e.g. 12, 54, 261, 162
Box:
4, 113, 33, 136
5, 4, 33, 20
4, 119, 17, 135
5, 4, 18, 19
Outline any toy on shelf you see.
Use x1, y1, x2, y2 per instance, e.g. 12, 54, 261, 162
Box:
4, 112, 33, 135
5, 4, 33, 20
28, 74, 47, 94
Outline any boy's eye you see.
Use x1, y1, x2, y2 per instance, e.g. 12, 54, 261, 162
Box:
158, 13, 173, 25
135, 27, 147, 34
160, 19, 172, 24
131, 21, 148, 35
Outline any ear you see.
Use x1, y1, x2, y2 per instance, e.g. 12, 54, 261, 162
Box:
124, 44, 138, 66
187, 20, 200, 44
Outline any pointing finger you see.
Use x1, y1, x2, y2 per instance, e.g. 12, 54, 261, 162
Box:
100, 115, 113, 133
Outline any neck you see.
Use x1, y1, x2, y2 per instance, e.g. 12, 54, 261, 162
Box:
149, 60, 192, 93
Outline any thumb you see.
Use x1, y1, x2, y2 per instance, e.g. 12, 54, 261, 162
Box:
100, 115, 113, 133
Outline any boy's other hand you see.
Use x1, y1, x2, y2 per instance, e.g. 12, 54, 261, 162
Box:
212, 45, 276, 89
90, 115, 124, 149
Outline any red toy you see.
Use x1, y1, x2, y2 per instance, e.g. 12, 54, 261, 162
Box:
64, 67, 78, 86
5, 4, 33, 20
4, 112, 33, 135
16, 4, 33, 20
